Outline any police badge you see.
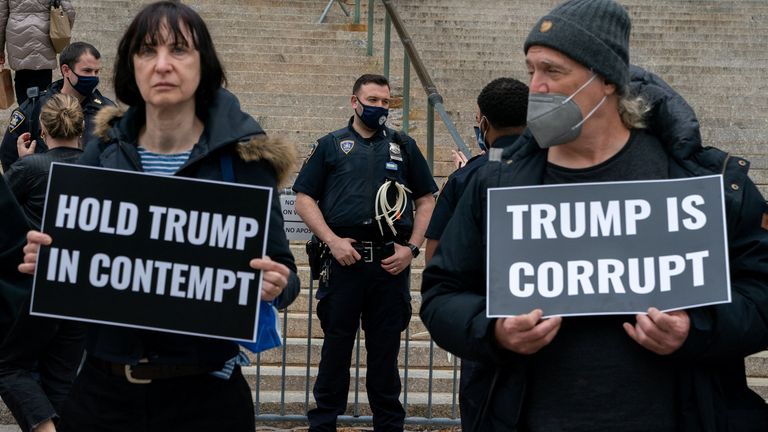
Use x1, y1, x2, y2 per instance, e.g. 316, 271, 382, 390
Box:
340, 139, 354, 155
389, 142, 402, 162
8, 110, 25, 133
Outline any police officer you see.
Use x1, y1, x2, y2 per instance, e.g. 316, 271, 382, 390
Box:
294, 73, 437, 432
0, 41, 114, 172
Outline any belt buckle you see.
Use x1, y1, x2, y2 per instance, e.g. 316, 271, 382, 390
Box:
124, 358, 152, 384
361, 241, 373, 263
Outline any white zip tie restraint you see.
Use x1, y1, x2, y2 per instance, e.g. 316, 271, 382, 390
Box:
374, 179, 411, 237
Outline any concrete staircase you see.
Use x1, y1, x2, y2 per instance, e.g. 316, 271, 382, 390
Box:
1, 0, 767, 427
381, 0, 768, 189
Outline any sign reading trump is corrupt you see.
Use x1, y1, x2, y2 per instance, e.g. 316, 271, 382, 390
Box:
31, 163, 272, 342
486, 175, 730, 317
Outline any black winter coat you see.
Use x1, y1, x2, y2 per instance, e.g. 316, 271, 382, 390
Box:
78, 88, 300, 365
0, 177, 31, 344
420, 67, 768, 431
3, 147, 83, 229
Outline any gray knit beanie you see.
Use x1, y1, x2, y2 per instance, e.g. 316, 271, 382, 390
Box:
524, 0, 631, 88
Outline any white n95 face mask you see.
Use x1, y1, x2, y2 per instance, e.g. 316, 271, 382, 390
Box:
526, 74, 606, 149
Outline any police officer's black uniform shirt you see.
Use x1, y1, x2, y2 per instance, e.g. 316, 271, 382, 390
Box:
425, 134, 520, 240
293, 117, 437, 241
0, 79, 114, 171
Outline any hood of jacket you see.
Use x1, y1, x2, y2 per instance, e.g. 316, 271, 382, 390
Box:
91, 88, 296, 186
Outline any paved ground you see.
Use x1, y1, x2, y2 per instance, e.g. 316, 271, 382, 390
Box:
255, 427, 459, 431
0, 426, 459, 432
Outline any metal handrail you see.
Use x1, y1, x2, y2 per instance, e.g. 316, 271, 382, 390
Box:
317, 0, 350, 23
371, 0, 472, 168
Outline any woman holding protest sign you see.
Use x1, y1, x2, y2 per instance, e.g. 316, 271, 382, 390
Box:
19, 2, 299, 431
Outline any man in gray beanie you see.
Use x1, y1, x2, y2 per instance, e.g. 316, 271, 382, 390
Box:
420, 0, 768, 430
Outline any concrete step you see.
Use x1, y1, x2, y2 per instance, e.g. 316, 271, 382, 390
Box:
245, 365, 459, 394
281, 310, 429, 340
255, 338, 455, 369
254, 389, 459, 419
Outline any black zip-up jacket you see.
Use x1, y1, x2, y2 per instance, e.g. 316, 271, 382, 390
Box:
3, 147, 83, 229
78, 88, 300, 365
420, 67, 768, 431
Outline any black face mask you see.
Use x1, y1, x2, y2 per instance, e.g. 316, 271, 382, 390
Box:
355, 99, 389, 130
66, 71, 99, 96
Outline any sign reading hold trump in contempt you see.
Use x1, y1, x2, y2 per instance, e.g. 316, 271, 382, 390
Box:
31, 163, 273, 342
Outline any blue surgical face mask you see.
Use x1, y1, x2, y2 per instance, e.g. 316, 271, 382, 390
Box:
473, 126, 486, 152
355, 99, 389, 130
526, 73, 606, 149
67, 71, 99, 96
474, 116, 489, 152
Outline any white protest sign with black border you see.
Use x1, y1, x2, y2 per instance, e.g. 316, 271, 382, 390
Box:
31, 163, 271, 342
487, 175, 730, 317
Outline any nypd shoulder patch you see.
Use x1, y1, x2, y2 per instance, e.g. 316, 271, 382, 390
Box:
340, 139, 354, 155
8, 110, 25, 133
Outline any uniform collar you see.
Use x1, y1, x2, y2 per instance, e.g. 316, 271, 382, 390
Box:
48, 79, 107, 108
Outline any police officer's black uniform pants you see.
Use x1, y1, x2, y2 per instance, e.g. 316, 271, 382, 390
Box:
309, 258, 411, 432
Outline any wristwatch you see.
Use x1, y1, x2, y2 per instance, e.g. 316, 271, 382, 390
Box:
407, 243, 420, 258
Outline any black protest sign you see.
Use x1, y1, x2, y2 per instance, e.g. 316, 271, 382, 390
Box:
31, 163, 272, 341
487, 175, 730, 317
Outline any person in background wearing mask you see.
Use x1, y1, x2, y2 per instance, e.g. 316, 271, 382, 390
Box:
423, 77, 527, 432
425, 77, 528, 263
0, 42, 114, 172
420, 0, 768, 430
294, 73, 437, 432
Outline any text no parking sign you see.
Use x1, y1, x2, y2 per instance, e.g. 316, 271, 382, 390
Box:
31, 163, 272, 341
487, 175, 731, 317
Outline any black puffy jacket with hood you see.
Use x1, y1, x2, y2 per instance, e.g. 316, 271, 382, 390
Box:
78, 88, 300, 365
420, 67, 768, 431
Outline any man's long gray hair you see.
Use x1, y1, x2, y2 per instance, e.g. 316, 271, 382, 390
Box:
618, 90, 650, 129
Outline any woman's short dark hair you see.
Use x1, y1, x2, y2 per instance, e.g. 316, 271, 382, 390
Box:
113, 1, 226, 117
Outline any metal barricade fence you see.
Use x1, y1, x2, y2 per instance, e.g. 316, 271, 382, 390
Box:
252, 267, 462, 427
